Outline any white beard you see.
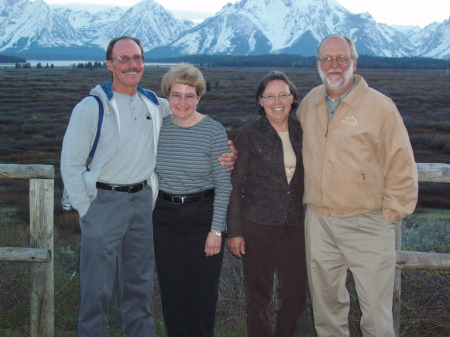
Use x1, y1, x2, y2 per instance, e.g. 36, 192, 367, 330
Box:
319, 63, 354, 90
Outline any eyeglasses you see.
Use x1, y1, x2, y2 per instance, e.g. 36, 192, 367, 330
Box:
111, 55, 145, 64
261, 93, 292, 102
318, 56, 351, 66
168, 93, 198, 102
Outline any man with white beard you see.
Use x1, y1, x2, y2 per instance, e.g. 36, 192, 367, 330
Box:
297, 34, 418, 337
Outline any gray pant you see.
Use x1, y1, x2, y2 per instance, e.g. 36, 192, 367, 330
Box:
78, 185, 154, 337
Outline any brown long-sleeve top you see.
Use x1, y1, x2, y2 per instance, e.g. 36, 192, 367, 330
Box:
226, 115, 304, 237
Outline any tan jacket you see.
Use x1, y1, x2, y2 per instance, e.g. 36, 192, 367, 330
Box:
297, 74, 418, 223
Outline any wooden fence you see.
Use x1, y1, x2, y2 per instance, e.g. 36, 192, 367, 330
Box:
0, 163, 449, 337
393, 163, 450, 336
0, 164, 54, 337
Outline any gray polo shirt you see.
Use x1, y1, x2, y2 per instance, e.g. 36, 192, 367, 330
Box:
99, 91, 155, 184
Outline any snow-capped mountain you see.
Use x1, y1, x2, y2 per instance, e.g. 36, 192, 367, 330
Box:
92, 0, 195, 52
410, 19, 450, 59
0, 0, 448, 59
149, 0, 447, 58
0, 0, 85, 51
0, 0, 194, 57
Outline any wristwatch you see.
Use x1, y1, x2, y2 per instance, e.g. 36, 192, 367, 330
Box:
210, 230, 222, 237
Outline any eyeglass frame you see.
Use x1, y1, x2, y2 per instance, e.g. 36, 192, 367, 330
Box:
168, 92, 199, 102
260, 93, 292, 102
111, 54, 145, 64
318, 56, 352, 66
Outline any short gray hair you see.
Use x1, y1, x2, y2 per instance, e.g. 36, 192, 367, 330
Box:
317, 34, 358, 59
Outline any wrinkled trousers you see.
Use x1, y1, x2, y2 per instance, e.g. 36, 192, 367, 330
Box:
305, 208, 396, 337
78, 185, 155, 337
153, 193, 223, 337
241, 217, 307, 337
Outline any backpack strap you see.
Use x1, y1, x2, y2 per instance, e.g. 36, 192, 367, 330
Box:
86, 95, 104, 168
62, 95, 104, 211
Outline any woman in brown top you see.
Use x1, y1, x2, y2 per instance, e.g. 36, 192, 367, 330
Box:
227, 70, 307, 337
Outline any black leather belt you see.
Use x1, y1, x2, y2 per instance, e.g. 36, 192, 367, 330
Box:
158, 189, 214, 204
96, 181, 147, 193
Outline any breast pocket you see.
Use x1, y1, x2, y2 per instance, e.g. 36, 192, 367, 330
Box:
249, 143, 280, 179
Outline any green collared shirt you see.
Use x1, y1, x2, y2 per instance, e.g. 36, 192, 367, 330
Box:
325, 77, 358, 120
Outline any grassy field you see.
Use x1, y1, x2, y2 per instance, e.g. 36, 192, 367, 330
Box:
0, 66, 449, 336
0, 66, 449, 210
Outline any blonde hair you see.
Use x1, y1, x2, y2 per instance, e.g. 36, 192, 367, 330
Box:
161, 63, 206, 97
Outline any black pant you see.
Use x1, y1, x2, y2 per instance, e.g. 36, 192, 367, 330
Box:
153, 192, 224, 337
241, 217, 307, 337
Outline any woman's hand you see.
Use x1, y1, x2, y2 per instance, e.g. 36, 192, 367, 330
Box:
227, 236, 245, 258
205, 230, 223, 257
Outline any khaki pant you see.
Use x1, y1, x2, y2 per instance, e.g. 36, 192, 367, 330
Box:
305, 208, 395, 337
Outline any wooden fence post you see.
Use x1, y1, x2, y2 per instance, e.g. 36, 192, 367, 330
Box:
29, 178, 54, 337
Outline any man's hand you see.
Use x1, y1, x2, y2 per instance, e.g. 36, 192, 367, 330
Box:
218, 140, 238, 171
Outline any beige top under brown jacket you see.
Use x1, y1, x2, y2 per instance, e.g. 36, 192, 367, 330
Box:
297, 74, 418, 223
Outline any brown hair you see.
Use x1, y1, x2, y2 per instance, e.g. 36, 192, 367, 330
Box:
255, 71, 299, 115
105, 36, 144, 61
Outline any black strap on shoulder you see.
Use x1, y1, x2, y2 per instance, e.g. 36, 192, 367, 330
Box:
85, 95, 104, 168
88, 95, 104, 159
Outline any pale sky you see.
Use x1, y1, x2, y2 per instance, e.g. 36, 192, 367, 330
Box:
43, 0, 449, 28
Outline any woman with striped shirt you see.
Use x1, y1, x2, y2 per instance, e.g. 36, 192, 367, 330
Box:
153, 63, 232, 337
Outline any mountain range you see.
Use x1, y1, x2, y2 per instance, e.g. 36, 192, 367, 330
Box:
0, 0, 449, 60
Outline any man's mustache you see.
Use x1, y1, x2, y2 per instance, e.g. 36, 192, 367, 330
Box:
327, 68, 343, 74
122, 68, 141, 73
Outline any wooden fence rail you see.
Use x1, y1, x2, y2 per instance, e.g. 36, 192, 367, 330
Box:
0, 164, 54, 337
416, 162, 450, 183
393, 162, 450, 337
0, 163, 448, 337
0, 247, 50, 262
396, 251, 450, 270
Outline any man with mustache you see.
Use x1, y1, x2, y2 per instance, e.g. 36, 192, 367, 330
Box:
297, 34, 418, 337
61, 36, 235, 337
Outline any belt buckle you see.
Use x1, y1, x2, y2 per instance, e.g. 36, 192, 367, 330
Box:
171, 196, 185, 204
129, 182, 143, 193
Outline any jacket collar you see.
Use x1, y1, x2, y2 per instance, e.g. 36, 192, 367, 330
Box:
312, 74, 368, 109
257, 114, 300, 133
99, 81, 160, 105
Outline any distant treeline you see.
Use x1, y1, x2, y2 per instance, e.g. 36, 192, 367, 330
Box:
12, 61, 106, 69
3, 52, 449, 70
0, 54, 26, 63
150, 54, 450, 70
72, 61, 106, 69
